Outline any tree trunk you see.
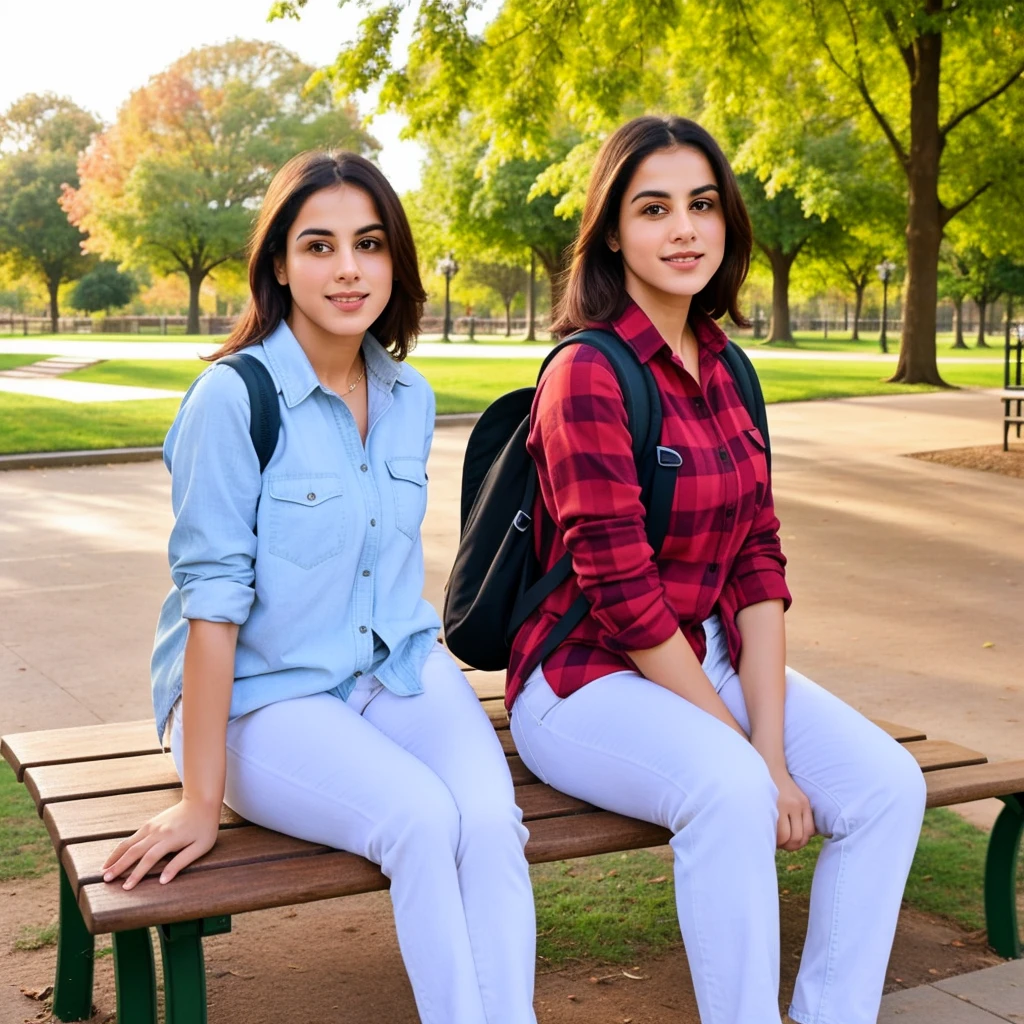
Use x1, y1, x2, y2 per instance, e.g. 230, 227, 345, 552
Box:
187, 268, 205, 336
47, 276, 59, 334
525, 251, 536, 341
975, 298, 988, 347
951, 297, 966, 348
1006, 297, 1015, 348
537, 246, 570, 329
852, 284, 864, 341
504, 299, 512, 337
890, 29, 947, 385
765, 248, 794, 343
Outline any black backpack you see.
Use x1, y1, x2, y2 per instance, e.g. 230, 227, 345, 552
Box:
443, 329, 770, 673
219, 353, 281, 472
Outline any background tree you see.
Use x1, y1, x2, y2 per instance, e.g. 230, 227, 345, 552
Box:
69, 261, 138, 314
0, 94, 99, 331
937, 244, 971, 348
300, 0, 1024, 382
63, 40, 378, 334
462, 259, 528, 334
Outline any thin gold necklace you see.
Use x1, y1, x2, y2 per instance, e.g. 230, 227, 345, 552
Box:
343, 357, 366, 396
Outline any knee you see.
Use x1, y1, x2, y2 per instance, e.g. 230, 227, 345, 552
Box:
456, 798, 529, 858
677, 746, 779, 834
374, 776, 462, 868
844, 737, 927, 836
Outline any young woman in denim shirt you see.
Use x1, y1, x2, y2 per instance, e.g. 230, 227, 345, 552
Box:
102, 151, 537, 1024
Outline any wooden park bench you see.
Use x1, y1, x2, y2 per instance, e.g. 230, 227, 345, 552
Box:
3, 672, 1023, 1024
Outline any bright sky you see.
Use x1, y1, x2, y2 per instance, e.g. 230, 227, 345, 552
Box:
0, 0, 426, 193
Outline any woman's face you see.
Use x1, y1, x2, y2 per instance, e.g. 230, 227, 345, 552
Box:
612, 145, 727, 311
274, 184, 393, 344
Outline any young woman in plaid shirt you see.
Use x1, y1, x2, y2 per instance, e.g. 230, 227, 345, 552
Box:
508, 117, 926, 1024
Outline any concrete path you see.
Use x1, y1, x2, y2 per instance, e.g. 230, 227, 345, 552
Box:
0, 388, 1020, 1021
0, 336, 1005, 363
0, 355, 186, 402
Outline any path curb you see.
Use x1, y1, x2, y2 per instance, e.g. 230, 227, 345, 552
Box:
0, 413, 483, 471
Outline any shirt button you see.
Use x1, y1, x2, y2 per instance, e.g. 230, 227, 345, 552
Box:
362, 569, 371, 577
718, 447, 729, 462
360, 464, 368, 472
306, 492, 316, 502
353, 670, 363, 678
708, 563, 719, 574
370, 518, 376, 527
359, 625, 368, 634
725, 506, 736, 519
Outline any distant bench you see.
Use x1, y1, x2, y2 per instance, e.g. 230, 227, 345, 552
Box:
3, 670, 1022, 1024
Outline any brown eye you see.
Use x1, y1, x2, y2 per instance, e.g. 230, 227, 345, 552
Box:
642, 203, 668, 216
692, 199, 715, 212
309, 241, 331, 254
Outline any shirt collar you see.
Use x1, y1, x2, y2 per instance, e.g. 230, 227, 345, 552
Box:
608, 299, 730, 362
262, 320, 406, 408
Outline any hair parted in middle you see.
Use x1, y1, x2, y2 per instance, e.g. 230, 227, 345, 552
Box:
552, 116, 753, 338
208, 150, 425, 363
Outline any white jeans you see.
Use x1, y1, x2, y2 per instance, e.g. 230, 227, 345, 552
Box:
170, 644, 537, 1024
510, 617, 926, 1024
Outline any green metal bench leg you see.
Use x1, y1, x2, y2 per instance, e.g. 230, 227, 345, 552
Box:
112, 928, 158, 1024
985, 792, 1023, 959
53, 866, 94, 1021
157, 916, 231, 1024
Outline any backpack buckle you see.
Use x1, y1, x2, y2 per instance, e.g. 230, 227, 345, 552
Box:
512, 510, 532, 533
656, 446, 683, 468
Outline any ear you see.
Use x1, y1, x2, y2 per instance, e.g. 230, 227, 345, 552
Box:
606, 230, 620, 253
273, 253, 288, 286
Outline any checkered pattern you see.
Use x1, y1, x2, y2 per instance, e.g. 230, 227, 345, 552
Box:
506, 301, 791, 709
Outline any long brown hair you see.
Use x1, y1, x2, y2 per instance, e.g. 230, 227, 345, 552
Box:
552, 116, 752, 337
208, 151, 425, 361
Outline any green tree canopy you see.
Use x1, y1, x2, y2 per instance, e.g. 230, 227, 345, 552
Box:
69, 261, 138, 314
63, 39, 379, 333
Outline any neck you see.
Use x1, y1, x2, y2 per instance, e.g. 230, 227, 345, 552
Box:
286, 309, 364, 386
623, 276, 694, 358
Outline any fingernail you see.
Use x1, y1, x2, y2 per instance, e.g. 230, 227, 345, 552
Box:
103, 872, 112, 882
159, 875, 167, 884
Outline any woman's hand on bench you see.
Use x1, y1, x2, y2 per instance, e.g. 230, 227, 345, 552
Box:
102, 796, 221, 891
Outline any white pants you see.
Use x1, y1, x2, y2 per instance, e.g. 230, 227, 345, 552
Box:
510, 617, 926, 1024
170, 644, 537, 1024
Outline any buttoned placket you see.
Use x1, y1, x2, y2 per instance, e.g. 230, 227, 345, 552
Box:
326, 368, 394, 673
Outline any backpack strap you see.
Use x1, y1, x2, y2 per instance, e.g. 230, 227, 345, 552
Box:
718, 341, 771, 475
219, 353, 281, 473
510, 330, 677, 657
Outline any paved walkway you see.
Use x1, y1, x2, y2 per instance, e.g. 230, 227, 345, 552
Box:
0, 336, 1006, 363
0, 389, 1020, 1022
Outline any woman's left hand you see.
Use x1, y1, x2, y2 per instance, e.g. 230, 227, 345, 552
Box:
771, 769, 815, 852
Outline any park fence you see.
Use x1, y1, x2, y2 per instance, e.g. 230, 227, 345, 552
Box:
0, 315, 235, 336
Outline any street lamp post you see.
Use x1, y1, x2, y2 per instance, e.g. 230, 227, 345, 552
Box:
437, 252, 459, 342
876, 259, 896, 355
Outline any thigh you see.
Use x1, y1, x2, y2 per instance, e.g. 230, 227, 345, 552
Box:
717, 664, 922, 835
511, 666, 776, 832
175, 691, 456, 857
363, 644, 517, 812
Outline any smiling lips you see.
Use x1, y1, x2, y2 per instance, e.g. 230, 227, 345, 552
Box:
328, 292, 369, 311
662, 252, 703, 267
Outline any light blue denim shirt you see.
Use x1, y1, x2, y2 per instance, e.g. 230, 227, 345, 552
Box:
150, 321, 441, 741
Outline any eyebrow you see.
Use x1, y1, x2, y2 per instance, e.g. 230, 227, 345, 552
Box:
629, 185, 720, 204
295, 223, 386, 239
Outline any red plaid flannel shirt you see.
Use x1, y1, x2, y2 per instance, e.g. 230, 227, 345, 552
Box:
505, 301, 792, 710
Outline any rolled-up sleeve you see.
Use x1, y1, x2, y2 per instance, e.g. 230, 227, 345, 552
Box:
528, 348, 679, 652
720, 481, 792, 614
164, 365, 262, 624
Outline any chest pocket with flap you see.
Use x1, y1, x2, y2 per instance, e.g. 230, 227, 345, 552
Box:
386, 457, 428, 540
266, 474, 346, 568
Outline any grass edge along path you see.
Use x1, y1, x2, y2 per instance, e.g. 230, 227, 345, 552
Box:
1, 758, 1017, 964
0, 356, 1006, 456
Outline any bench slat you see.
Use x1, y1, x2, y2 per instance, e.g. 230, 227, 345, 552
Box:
903, 739, 987, 772
925, 759, 1024, 808
63, 825, 329, 890
44, 790, 246, 851
464, 672, 505, 701
2, 721, 161, 782
25, 753, 179, 810
873, 720, 927, 743
525, 811, 671, 862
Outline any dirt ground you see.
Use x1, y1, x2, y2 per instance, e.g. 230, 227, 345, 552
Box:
2, 872, 1007, 1024
907, 442, 1024, 480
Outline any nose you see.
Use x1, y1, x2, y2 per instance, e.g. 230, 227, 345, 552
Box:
669, 210, 697, 243
334, 247, 361, 280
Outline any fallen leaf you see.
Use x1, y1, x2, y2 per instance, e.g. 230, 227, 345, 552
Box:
983, 641, 995, 649
928, 968, 939, 975
622, 970, 648, 980
567, 994, 578, 1002
19, 986, 52, 1002
646, 875, 668, 884
786, 864, 803, 872
950, 940, 964, 948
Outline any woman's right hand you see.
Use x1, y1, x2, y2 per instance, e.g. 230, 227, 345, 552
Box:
102, 797, 221, 890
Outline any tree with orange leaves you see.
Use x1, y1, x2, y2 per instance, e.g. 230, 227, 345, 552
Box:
63, 39, 378, 334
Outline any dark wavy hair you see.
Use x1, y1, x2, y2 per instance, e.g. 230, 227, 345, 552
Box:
208, 150, 425, 362
552, 116, 752, 337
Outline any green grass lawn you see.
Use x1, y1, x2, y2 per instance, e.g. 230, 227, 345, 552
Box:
738, 331, 1005, 358
0, 354, 48, 371
0, 355, 1004, 456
